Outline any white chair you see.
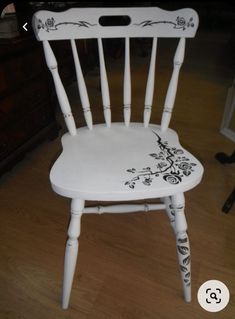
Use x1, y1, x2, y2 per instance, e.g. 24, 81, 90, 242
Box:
32, 7, 204, 309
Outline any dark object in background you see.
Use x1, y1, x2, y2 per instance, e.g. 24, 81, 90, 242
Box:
215, 150, 235, 164
222, 188, 235, 214
215, 150, 235, 213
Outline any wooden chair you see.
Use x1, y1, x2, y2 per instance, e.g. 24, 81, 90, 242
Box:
32, 7, 204, 309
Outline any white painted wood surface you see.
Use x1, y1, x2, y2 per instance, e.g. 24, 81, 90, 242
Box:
83, 203, 166, 214
43, 40, 77, 135
32, 6, 202, 310
70, 39, 93, 130
50, 123, 203, 201
62, 199, 84, 309
164, 196, 176, 232
172, 193, 191, 302
98, 38, 111, 127
144, 37, 157, 127
124, 37, 131, 126
32, 8, 199, 133
161, 38, 185, 131
32, 7, 199, 41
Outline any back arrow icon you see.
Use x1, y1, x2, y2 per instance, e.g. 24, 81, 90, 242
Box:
23, 22, 28, 31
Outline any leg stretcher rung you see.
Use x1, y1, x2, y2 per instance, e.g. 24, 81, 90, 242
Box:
83, 203, 166, 214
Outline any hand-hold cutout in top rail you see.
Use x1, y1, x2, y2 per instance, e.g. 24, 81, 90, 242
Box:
99, 15, 131, 27
33, 8, 199, 40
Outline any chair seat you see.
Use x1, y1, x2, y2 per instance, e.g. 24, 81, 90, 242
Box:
50, 123, 203, 201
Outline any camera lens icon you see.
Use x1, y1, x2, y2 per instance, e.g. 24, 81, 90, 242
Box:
206, 288, 221, 304
198, 280, 230, 312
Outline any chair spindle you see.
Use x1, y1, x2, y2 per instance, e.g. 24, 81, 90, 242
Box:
123, 37, 131, 127
98, 38, 111, 127
144, 37, 158, 128
161, 37, 185, 132
70, 40, 93, 130
42, 41, 77, 136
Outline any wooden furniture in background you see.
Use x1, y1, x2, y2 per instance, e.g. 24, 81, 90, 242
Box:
0, 32, 94, 176
32, 7, 204, 309
0, 34, 58, 175
220, 77, 235, 142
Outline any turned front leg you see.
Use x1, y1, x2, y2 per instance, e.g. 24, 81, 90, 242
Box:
172, 193, 191, 302
62, 199, 84, 309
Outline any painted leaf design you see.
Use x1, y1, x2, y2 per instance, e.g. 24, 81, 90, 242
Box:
176, 205, 184, 210
180, 265, 187, 272
178, 237, 188, 244
177, 245, 189, 255
185, 272, 191, 278
127, 168, 136, 173
175, 149, 184, 155
158, 162, 167, 168
183, 170, 191, 176
149, 153, 158, 158
183, 256, 190, 265
184, 279, 189, 283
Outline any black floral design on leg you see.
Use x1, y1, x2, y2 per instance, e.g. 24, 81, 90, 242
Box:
177, 235, 191, 287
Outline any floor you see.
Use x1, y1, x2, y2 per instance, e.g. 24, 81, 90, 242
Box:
0, 29, 235, 318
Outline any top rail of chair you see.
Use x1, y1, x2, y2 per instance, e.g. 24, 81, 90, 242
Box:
32, 7, 199, 41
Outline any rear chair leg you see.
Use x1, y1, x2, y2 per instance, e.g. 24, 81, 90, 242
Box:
171, 193, 191, 302
62, 199, 84, 309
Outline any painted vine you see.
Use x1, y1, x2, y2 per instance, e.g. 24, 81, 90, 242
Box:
37, 17, 97, 32
125, 131, 197, 189
134, 16, 194, 31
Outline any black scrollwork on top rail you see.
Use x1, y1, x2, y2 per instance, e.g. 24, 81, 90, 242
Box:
37, 17, 97, 32
134, 16, 194, 31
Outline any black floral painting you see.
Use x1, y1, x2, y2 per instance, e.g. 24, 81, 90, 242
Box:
37, 17, 97, 32
124, 131, 197, 189
134, 16, 194, 31
177, 235, 191, 287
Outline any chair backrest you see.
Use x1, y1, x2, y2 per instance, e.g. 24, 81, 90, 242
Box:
32, 7, 199, 135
